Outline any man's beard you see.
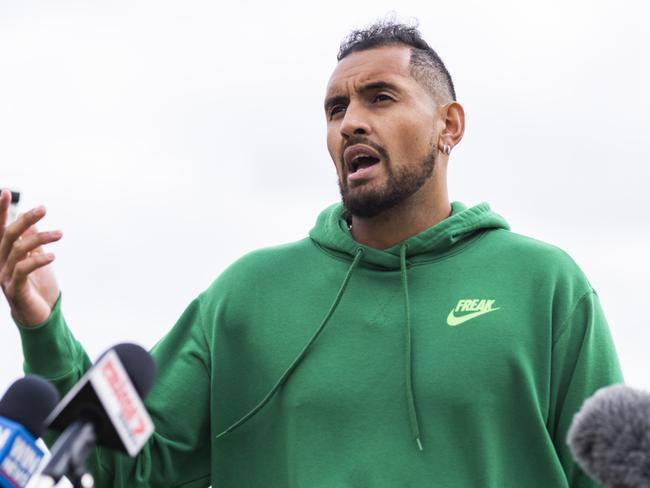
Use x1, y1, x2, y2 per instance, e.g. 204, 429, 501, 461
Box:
339, 148, 437, 218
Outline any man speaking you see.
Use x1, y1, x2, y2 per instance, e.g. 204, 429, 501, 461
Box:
0, 19, 622, 487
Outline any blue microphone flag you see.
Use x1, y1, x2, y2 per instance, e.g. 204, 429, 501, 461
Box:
0, 417, 44, 488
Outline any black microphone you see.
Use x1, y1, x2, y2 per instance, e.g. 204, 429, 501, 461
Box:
567, 384, 650, 488
38, 343, 157, 487
0, 375, 60, 488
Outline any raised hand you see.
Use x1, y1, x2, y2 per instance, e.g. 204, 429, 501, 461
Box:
0, 189, 62, 326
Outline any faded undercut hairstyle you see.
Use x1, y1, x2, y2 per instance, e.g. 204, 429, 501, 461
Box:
337, 19, 456, 105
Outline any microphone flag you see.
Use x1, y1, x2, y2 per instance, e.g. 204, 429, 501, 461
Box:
0, 417, 44, 488
46, 349, 154, 456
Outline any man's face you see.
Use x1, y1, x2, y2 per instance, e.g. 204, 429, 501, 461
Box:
325, 45, 439, 218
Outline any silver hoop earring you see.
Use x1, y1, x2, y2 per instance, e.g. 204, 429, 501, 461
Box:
442, 144, 452, 155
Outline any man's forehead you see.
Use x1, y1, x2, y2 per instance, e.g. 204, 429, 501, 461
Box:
325, 45, 413, 96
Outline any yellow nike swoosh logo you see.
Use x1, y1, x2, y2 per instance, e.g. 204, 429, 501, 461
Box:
446, 307, 501, 326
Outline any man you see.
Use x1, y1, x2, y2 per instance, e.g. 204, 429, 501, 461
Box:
0, 20, 622, 487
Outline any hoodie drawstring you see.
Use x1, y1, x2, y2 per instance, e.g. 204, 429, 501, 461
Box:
216, 248, 365, 440
400, 244, 423, 451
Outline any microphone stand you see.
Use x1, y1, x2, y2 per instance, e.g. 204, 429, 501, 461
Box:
37, 419, 97, 488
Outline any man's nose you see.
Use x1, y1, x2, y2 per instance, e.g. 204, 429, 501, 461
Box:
339, 103, 371, 138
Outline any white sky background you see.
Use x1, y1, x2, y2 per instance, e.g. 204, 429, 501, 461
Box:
1, 0, 649, 395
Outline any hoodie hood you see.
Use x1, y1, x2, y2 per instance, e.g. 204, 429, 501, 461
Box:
309, 201, 510, 270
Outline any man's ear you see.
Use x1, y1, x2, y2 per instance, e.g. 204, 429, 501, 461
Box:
437, 102, 465, 153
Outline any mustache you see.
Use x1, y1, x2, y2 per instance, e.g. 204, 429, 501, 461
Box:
342, 135, 389, 161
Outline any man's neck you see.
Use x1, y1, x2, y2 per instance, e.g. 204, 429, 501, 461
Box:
349, 196, 452, 250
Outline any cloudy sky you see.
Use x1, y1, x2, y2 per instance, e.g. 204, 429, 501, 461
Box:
1, 0, 649, 394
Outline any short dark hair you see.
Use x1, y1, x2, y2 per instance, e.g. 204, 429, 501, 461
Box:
337, 19, 456, 104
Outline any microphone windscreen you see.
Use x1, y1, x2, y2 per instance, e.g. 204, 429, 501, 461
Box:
567, 384, 650, 487
0, 375, 60, 438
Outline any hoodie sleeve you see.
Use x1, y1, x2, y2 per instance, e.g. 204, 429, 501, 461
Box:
17, 295, 212, 487
548, 290, 623, 488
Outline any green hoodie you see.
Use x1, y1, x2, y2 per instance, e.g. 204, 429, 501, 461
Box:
18, 202, 622, 487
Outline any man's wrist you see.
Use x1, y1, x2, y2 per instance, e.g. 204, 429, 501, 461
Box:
13, 292, 63, 330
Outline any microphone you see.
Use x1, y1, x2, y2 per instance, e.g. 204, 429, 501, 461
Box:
567, 384, 650, 487
0, 375, 60, 488
39, 343, 157, 487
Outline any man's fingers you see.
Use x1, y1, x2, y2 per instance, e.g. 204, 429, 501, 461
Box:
22, 225, 46, 255
22, 224, 39, 238
3, 230, 62, 275
0, 189, 11, 240
0, 206, 47, 264
8, 253, 56, 295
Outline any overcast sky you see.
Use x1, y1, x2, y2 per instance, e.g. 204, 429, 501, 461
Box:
1, 0, 649, 394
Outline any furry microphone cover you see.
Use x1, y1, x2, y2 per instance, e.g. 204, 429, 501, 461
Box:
567, 384, 650, 488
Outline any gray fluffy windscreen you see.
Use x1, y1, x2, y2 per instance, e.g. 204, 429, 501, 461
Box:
567, 384, 650, 488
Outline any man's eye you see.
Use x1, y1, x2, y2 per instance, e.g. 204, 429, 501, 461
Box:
373, 94, 392, 103
329, 106, 346, 118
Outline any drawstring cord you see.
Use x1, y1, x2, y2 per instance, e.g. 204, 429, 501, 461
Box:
400, 244, 423, 451
217, 248, 365, 439
217, 245, 423, 452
